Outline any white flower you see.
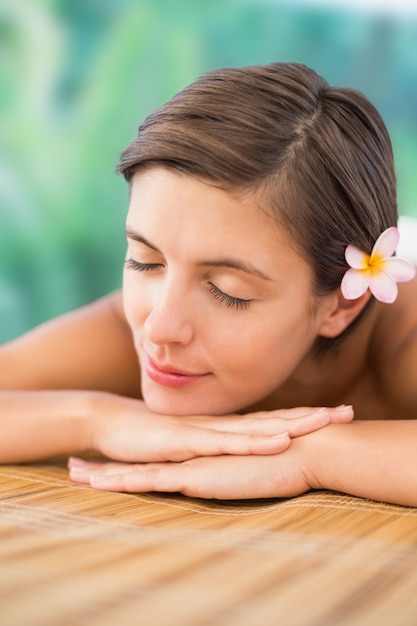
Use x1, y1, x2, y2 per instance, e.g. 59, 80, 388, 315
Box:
340, 227, 416, 303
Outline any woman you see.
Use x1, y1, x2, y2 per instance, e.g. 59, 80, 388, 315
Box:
1, 62, 416, 505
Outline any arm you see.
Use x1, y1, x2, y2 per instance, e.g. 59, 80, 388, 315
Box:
1, 388, 288, 464
0, 390, 96, 462
305, 420, 417, 507
0, 385, 354, 464
71, 287, 417, 503
305, 289, 417, 506
72, 419, 417, 507
0, 291, 138, 462
0, 290, 132, 462
0, 290, 355, 465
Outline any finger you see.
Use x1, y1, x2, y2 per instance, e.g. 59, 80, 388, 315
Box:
68, 457, 134, 483
89, 462, 188, 494
167, 428, 291, 461
188, 407, 321, 432
284, 409, 330, 437
88, 460, 237, 498
69, 466, 91, 484
188, 405, 349, 437
266, 406, 327, 419
267, 405, 354, 423
326, 405, 354, 423
189, 408, 327, 438
88, 457, 280, 500
284, 405, 353, 437
68, 457, 107, 471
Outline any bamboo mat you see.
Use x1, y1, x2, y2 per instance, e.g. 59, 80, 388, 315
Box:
1, 460, 417, 626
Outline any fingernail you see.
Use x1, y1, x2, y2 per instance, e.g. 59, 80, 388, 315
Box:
68, 457, 86, 467
334, 404, 352, 411
69, 466, 87, 475
272, 431, 289, 439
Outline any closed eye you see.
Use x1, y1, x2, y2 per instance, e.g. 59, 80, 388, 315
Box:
124, 259, 163, 272
208, 283, 252, 311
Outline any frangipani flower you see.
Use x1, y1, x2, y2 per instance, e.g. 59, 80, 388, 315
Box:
341, 227, 416, 304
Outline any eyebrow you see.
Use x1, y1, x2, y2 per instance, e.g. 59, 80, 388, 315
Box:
125, 228, 160, 252
196, 259, 272, 281
125, 227, 272, 281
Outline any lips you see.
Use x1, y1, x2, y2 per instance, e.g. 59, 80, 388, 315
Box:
145, 356, 210, 388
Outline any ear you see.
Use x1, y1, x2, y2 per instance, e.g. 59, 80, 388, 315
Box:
318, 289, 372, 338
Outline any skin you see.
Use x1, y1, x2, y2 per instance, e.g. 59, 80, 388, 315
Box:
122, 169, 340, 417
2, 168, 417, 505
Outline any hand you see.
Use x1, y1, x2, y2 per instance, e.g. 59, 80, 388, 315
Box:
90, 394, 354, 463
68, 442, 310, 500
71, 404, 353, 497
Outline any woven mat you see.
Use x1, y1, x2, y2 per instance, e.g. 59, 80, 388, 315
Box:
1, 459, 417, 626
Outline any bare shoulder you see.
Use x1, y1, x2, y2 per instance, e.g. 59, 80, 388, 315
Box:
0, 291, 141, 397
373, 276, 417, 416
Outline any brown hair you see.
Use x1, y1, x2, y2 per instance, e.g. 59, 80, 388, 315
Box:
118, 62, 398, 352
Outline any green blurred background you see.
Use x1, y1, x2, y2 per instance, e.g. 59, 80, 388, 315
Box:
1, 0, 417, 343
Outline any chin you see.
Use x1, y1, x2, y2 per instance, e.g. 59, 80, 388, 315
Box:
142, 391, 243, 417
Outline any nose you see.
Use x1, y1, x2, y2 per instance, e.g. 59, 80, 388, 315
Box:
143, 280, 194, 346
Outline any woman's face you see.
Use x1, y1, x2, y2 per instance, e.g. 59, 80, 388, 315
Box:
123, 168, 332, 415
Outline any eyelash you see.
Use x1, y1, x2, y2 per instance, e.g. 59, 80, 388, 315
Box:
208, 283, 251, 311
124, 259, 252, 311
124, 259, 161, 272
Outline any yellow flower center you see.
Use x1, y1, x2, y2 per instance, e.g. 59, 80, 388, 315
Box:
368, 252, 385, 276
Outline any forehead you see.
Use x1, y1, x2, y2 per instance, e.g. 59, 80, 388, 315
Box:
127, 168, 307, 273
129, 168, 279, 233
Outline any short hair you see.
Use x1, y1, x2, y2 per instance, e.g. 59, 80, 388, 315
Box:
118, 62, 397, 353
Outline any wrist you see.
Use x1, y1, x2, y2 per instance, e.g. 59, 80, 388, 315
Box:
0, 390, 108, 463
86, 392, 147, 457
51, 390, 112, 456
298, 423, 344, 492
77, 390, 111, 453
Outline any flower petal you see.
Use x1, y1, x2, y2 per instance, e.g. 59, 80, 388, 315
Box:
369, 271, 398, 303
341, 268, 370, 300
383, 257, 416, 283
370, 226, 399, 261
345, 245, 369, 269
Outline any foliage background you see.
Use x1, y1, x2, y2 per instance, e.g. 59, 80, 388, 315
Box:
1, 0, 417, 342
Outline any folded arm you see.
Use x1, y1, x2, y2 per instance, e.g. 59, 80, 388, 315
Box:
306, 419, 417, 507
70, 419, 417, 507
0, 385, 354, 464
0, 291, 354, 464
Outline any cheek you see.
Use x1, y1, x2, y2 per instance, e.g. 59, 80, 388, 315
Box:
209, 318, 280, 385
122, 273, 149, 330
219, 311, 315, 381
